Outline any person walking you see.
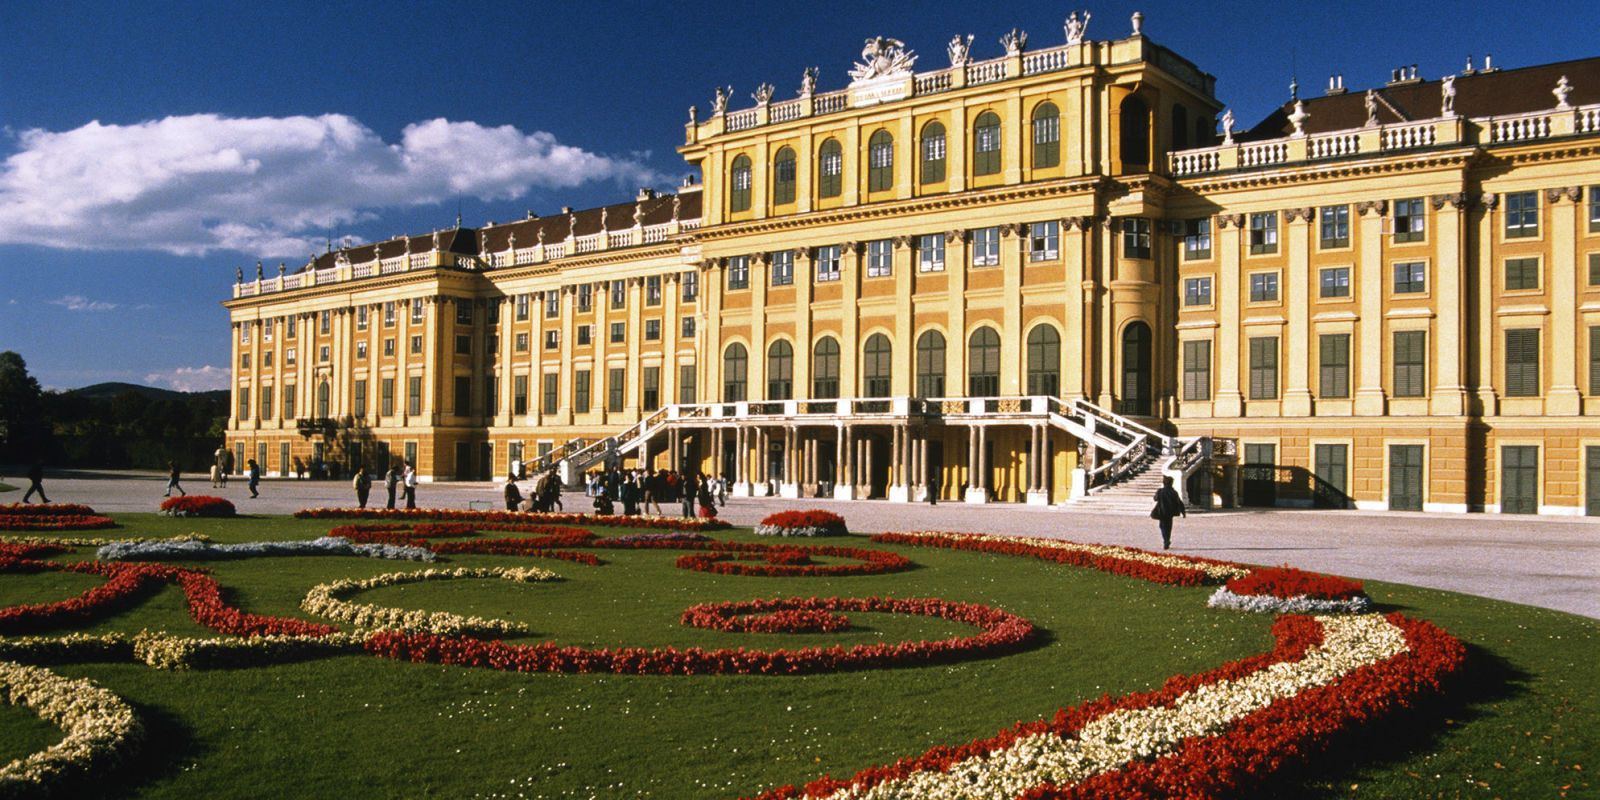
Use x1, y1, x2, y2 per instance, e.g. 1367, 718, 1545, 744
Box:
927, 469, 940, 506
679, 469, 697, 518
164, 461, 187, 498
503, 474, 523, 512
209, 462, 223, 489
352, 466, 372, 509
1150, 475, 1186, 550
384, 464, 400, 510
696, 473, 718, 519
402, 462, 418, 509
247, 459, 261, 499
23, 461, 48, 504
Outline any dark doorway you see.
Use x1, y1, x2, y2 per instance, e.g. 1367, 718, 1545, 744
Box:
1588, 446, 1600, 517
479, 443, 493, 482
1388, 445, 1424, 511
1501, 446, 1538, 514
868, 434, 890, 499
1121, 322, 1152, 416
1242, 443, 1277, 507
926, 440, 945, 501
455, 442, 472, 481
722, 435, 739, 484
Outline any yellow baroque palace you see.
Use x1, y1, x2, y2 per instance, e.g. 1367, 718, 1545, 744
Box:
224, 17, 1600, 516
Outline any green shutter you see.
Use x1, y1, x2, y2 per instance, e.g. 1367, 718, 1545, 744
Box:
1505, 329, 1540, 397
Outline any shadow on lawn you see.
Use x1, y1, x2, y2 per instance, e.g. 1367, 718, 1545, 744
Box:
1264, 639, 1527, 799
90, 701, 202, 800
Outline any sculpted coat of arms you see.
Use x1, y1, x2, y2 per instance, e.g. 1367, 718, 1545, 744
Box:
848, 36, 918, 83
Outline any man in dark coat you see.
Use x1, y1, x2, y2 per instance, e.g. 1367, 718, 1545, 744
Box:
1151, 475, 1186, 550
23, 461, 48, 504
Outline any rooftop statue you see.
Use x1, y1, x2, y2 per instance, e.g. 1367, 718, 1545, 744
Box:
849, 36, 917, 83
799, 67, 818, 97
1064, 10, 1091, 45
946, 34, 974, 67
1441, 75, 1456, 116
711, 86, 732, 116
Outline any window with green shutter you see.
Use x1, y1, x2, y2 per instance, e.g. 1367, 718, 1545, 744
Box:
1590, 326, 1600, 396
1392, 331, 1426, 397
1319, 334, 1350, 398
1505, 257, 1540, 291
1248, 336, 1278, 400
1505, 328, 1541, 397
1314, 443, 1348, 499
973, 112, 1001, 176
1182, 340, 1211, 401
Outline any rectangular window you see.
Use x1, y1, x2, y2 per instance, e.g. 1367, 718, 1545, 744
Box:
262, 319, 273, 342
455, 303, 472, 325
680, 271, 698, 302
542, 373, 558, 414
320, 345, 331, 362
283, 384, 296, 419
385, 301, 398, 326
238, 392, 249, 420
1315, 444, 1348, 498
404, 442, 417, 469
409, 302, 422, 324
577, 325, 592, 346
1121, 218, 1152, 259
972, 227, 1000, 267
1319, 334, 1350, 398
814, 245, 841, 282
545, 291, 559, 318
407, 376, 422, 416
356, 306, 369, 330
1320, 267, 1351, 298
240, 353, 251, 370
642, 366, 660, 411
263, 350, 275, 368
645, 275, 662, 305
770, 251, 794, 286
544, 330, 559, 350
727, 255, 750, 290
1393, 262, 1427, 294
1505, 257, 1540, 291
380, 379, 392, 416
1184, 277, 1212, 307
409, 336, 421, 355
1393, 198, 1425, 243
1505, 191, 1539, 238
1589, 185, 1600, 233
679, 364, 697, 404
239, 321, 251, 344
454, 335, 470, 355
610, 322, 625, 343
610, 280, 626, 309
574, 370, 591, 412
1029, 221, 1060, 261
1589, 253, 1600, 286
1182, 340, 1211, 401
286, 317, 296, 338
681, 316, 695, 338
644, 319, 661, 341
484, 376, 497, 417
608, 368, 626, 412
1393, 330, 1427, 397
1182, 218, 1211, 260
1248, 336, 1279, 400
321, 310, 332, 334
577, 283, 593, 311
455, 376, 472, 415
918, 234, 945, 272
1505, 328, 1541, 397
514, 333, 528, 352
1249, 212, 1278, 254
355, 342, 368, 360
1249, 272, 1280, 302
353, 379, 367, 417
867, 240, 893, 278
513, 375, 529, 415
259, 386, 272, 420
1591, 326, 1600, 396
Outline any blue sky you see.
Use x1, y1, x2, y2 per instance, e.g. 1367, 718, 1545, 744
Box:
1, 0, 1595, 391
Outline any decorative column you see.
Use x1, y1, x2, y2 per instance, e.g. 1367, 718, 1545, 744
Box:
1214, 214, 1245, 416
780, 425, 800, 498
1547, 186, 1583, 415
1282, 208, 1314, 416
889, 424, 908, 502
1027, 425, 1050, 506
966, 425, 988, 503
835, 424, 853, 499
1431, 193, 1470, 416
1353, 200, 1388, 416
734, 426, 751, 497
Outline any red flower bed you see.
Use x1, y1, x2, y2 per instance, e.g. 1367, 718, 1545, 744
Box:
677, 545, 911, 577
1224, 565, 1365, 600
365, 595, 1037, 675
870, 532, 1219, 586
0, 503, 99, 516
0, 513, 117, 531
748, 613, 1466, 799
760, 510, 846, 528
295, 507, 730, 531
0, 558, 177, 634
158, 495, 236, 517
0, 543, 69, 558
173, 569, 337, 637
682, 599, 852, 634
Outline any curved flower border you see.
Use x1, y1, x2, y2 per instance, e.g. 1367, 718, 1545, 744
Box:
681, 599, 852, 634
95, 536, 434, 563
301, 566, 560, 636
1207, 586, 1374, 615
0, 660, 142, 794
755, 510, 849, 538
870, 531, 1248, 586
295, 507, 731, 531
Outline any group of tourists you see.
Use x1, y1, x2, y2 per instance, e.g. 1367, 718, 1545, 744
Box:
502, 469, 564, 513
580, 467, 723, 519
347, 462, 418, 509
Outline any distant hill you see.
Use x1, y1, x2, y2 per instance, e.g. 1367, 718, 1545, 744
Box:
65, 382, 227, 402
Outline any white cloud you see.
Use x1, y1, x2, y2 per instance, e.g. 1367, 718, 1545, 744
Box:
50, 295, 118, 312
144, 365, 231, 393
0, 114, 666, 258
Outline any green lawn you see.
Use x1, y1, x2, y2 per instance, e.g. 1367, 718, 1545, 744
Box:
0, 513, 1594, 799
0, 482, 17, 493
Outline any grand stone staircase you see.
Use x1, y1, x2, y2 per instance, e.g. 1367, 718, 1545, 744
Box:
1066, 454, 1176, 513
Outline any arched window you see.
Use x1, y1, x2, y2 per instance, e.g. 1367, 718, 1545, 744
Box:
868, 130, 894, 192
862, 334, 893, 397
1031, 103, 1060, 168
766, 340, 794, 400
723, 343, 748, 402
920, 121, 947, 184
772, 147, 797, 206
812, 337, 840, 399
817, 139, 843, 199
1119, 96, 1150, 170
1121, 322, 1152, 415
968, 327, 1001, 396
973, 112, 1002, 176
1026, 325, 1061, 396
915, 330, 946, 397
1171, 105, 1190, 151
729, 155, 753, 213
317, 380, 330, 418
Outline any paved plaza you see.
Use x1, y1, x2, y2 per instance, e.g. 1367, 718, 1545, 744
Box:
9, 469, 1597, 620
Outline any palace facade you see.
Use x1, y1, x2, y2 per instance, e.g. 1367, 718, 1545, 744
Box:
224, 14, 1600, 515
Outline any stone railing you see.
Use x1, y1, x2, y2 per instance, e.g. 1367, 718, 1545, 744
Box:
1169, 102, 1600, 178
770, 99, 804, 123
965, 58, 1007, 85
1022, 46, 1071, 75
914, 70, 951, 95
725, 108, 759, 132
814, 91, 847, 115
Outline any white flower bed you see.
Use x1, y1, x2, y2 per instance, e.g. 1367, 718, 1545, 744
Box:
2, 533, 210, 547
0, 631, 369, 671
0, 660, 142, 793
753, 523, 847, 538
818, 614, 1406, 800
1207, 586, 1374, 615
899, 531, 1252, 581
302, 567, 559, 636
95, 536, 434, 562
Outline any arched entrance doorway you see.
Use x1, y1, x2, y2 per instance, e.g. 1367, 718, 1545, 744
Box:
1120, 321, 1152, 416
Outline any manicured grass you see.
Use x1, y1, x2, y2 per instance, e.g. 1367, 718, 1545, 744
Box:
0, 513, 1594, 798
0, 482, 16, 493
